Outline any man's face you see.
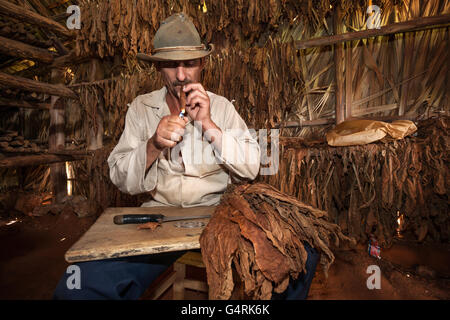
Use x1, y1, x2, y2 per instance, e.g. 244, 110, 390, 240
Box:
157, 58, 204, 97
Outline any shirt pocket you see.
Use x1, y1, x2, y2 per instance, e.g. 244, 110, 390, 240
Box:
182, 137, 223, 178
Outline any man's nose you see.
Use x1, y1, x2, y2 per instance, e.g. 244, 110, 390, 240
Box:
176, 66, 186, 82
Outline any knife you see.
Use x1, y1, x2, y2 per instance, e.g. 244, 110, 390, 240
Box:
113, 213, 211, 225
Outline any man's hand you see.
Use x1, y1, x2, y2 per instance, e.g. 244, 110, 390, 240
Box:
151, 115, 188, 151
183, 83, 211, 123
145, 115, 188, 170
183, 83, 224, 150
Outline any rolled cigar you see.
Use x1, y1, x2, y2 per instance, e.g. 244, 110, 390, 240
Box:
179, 88, 186, 118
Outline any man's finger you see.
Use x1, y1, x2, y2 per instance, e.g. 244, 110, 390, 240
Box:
187, 96, 207, 109
168, 116, 187, 127
183, 83, 207, 95
161, 128, 184, 141
156, 136, 177, 148
186, 90, 207, 106
166, 123, 185, 133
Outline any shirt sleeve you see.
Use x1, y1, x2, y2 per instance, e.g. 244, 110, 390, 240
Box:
107, 101, 158, 195
210, 99, 260, 180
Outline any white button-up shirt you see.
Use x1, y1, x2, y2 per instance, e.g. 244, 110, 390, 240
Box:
108, 87, 260, 207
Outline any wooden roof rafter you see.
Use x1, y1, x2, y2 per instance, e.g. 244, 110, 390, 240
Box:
295, 14, 450, 50
0, 0, 74, 40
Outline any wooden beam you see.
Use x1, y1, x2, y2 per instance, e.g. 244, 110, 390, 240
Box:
345, 42, 352, 119
51, 50, 89, 68
0, 26, 53, 49
0, 35, 56, 64
348, 115, 418, 122
274, 118, 335, 128
399, 33, 415, 116
0, 99, 51, 110
295, 14, 450, 50
334, 7, 345, 124
48, 149, 93, 156
51, 12, 71, 22
0, 0, 74, 38
274, 115, 417, 129
49, 68, 67, 203
27, 0, 52, 18
0, 71, 77, 99
87, 59, 104, 151
24, 0, 70, 55
0, 154, 86, 168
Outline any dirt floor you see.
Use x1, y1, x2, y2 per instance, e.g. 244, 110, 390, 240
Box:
0, 210, 449, 300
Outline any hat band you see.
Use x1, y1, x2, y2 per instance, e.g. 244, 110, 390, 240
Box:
152, 44, 207, 54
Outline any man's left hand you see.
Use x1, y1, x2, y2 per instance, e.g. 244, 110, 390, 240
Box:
183, 83, 211, 123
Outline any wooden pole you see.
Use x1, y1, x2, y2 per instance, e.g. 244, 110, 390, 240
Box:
0, 99, 51, 110
24, 0, 70, 56
345, 42, 353, 119
274, 118, 335, 128
0, 35, 56, 64
51, 50, 89, 68
0, 154, 86, 168
49, 68, 67, 203
273, 114, 417, 129
0, 71, 77, 99
0, 27, 53, 49
27, 0, 53, 17
399, 33, 414, 116
334, 7, 345, 124
87, 59, 104, 151
0, 0, 74, 38
295, 14, 450, 50
348, 114, 418, 122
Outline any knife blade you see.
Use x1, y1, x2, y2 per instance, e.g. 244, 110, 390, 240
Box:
113, 213, 211, 225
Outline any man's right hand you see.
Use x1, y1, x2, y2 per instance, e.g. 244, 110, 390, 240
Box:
150, 115, 188, 151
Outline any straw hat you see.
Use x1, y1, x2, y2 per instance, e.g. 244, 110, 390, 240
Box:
137, 13, 214, 62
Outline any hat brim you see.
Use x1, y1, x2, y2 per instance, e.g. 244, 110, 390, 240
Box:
137, 45, 214, 62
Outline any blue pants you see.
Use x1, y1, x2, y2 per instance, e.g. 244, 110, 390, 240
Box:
54, 244, 319, 300
271, 243, 319, 300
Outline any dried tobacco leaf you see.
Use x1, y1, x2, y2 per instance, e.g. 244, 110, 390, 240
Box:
200, 182, 355, 300
137, 222, 161, 230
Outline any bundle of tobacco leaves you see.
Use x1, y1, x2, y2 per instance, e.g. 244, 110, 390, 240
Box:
200, 182, 355, 300
75, 0, 333, 59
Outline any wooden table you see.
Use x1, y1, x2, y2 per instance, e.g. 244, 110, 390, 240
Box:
65, 206, 214, 263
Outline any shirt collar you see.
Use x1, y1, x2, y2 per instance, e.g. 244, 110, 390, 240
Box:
141, 86, 170, 119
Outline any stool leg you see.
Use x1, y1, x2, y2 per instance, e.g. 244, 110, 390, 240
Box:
173, 262, 186, 300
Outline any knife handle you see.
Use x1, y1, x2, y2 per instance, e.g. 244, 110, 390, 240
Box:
113, 214, 164, 225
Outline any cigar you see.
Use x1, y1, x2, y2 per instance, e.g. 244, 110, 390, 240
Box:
179, 88, 186, 118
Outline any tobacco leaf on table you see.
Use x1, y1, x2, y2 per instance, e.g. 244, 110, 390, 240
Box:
200, 182, 355, 300
137, 222, 161, 230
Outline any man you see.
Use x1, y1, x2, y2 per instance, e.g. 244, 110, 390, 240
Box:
108, 12, 261, 208
53, 13, 260, 300
54, 13, 318, 300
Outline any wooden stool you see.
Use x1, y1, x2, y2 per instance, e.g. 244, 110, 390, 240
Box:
143, 251, 208, 300
173, 251, 209, 299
